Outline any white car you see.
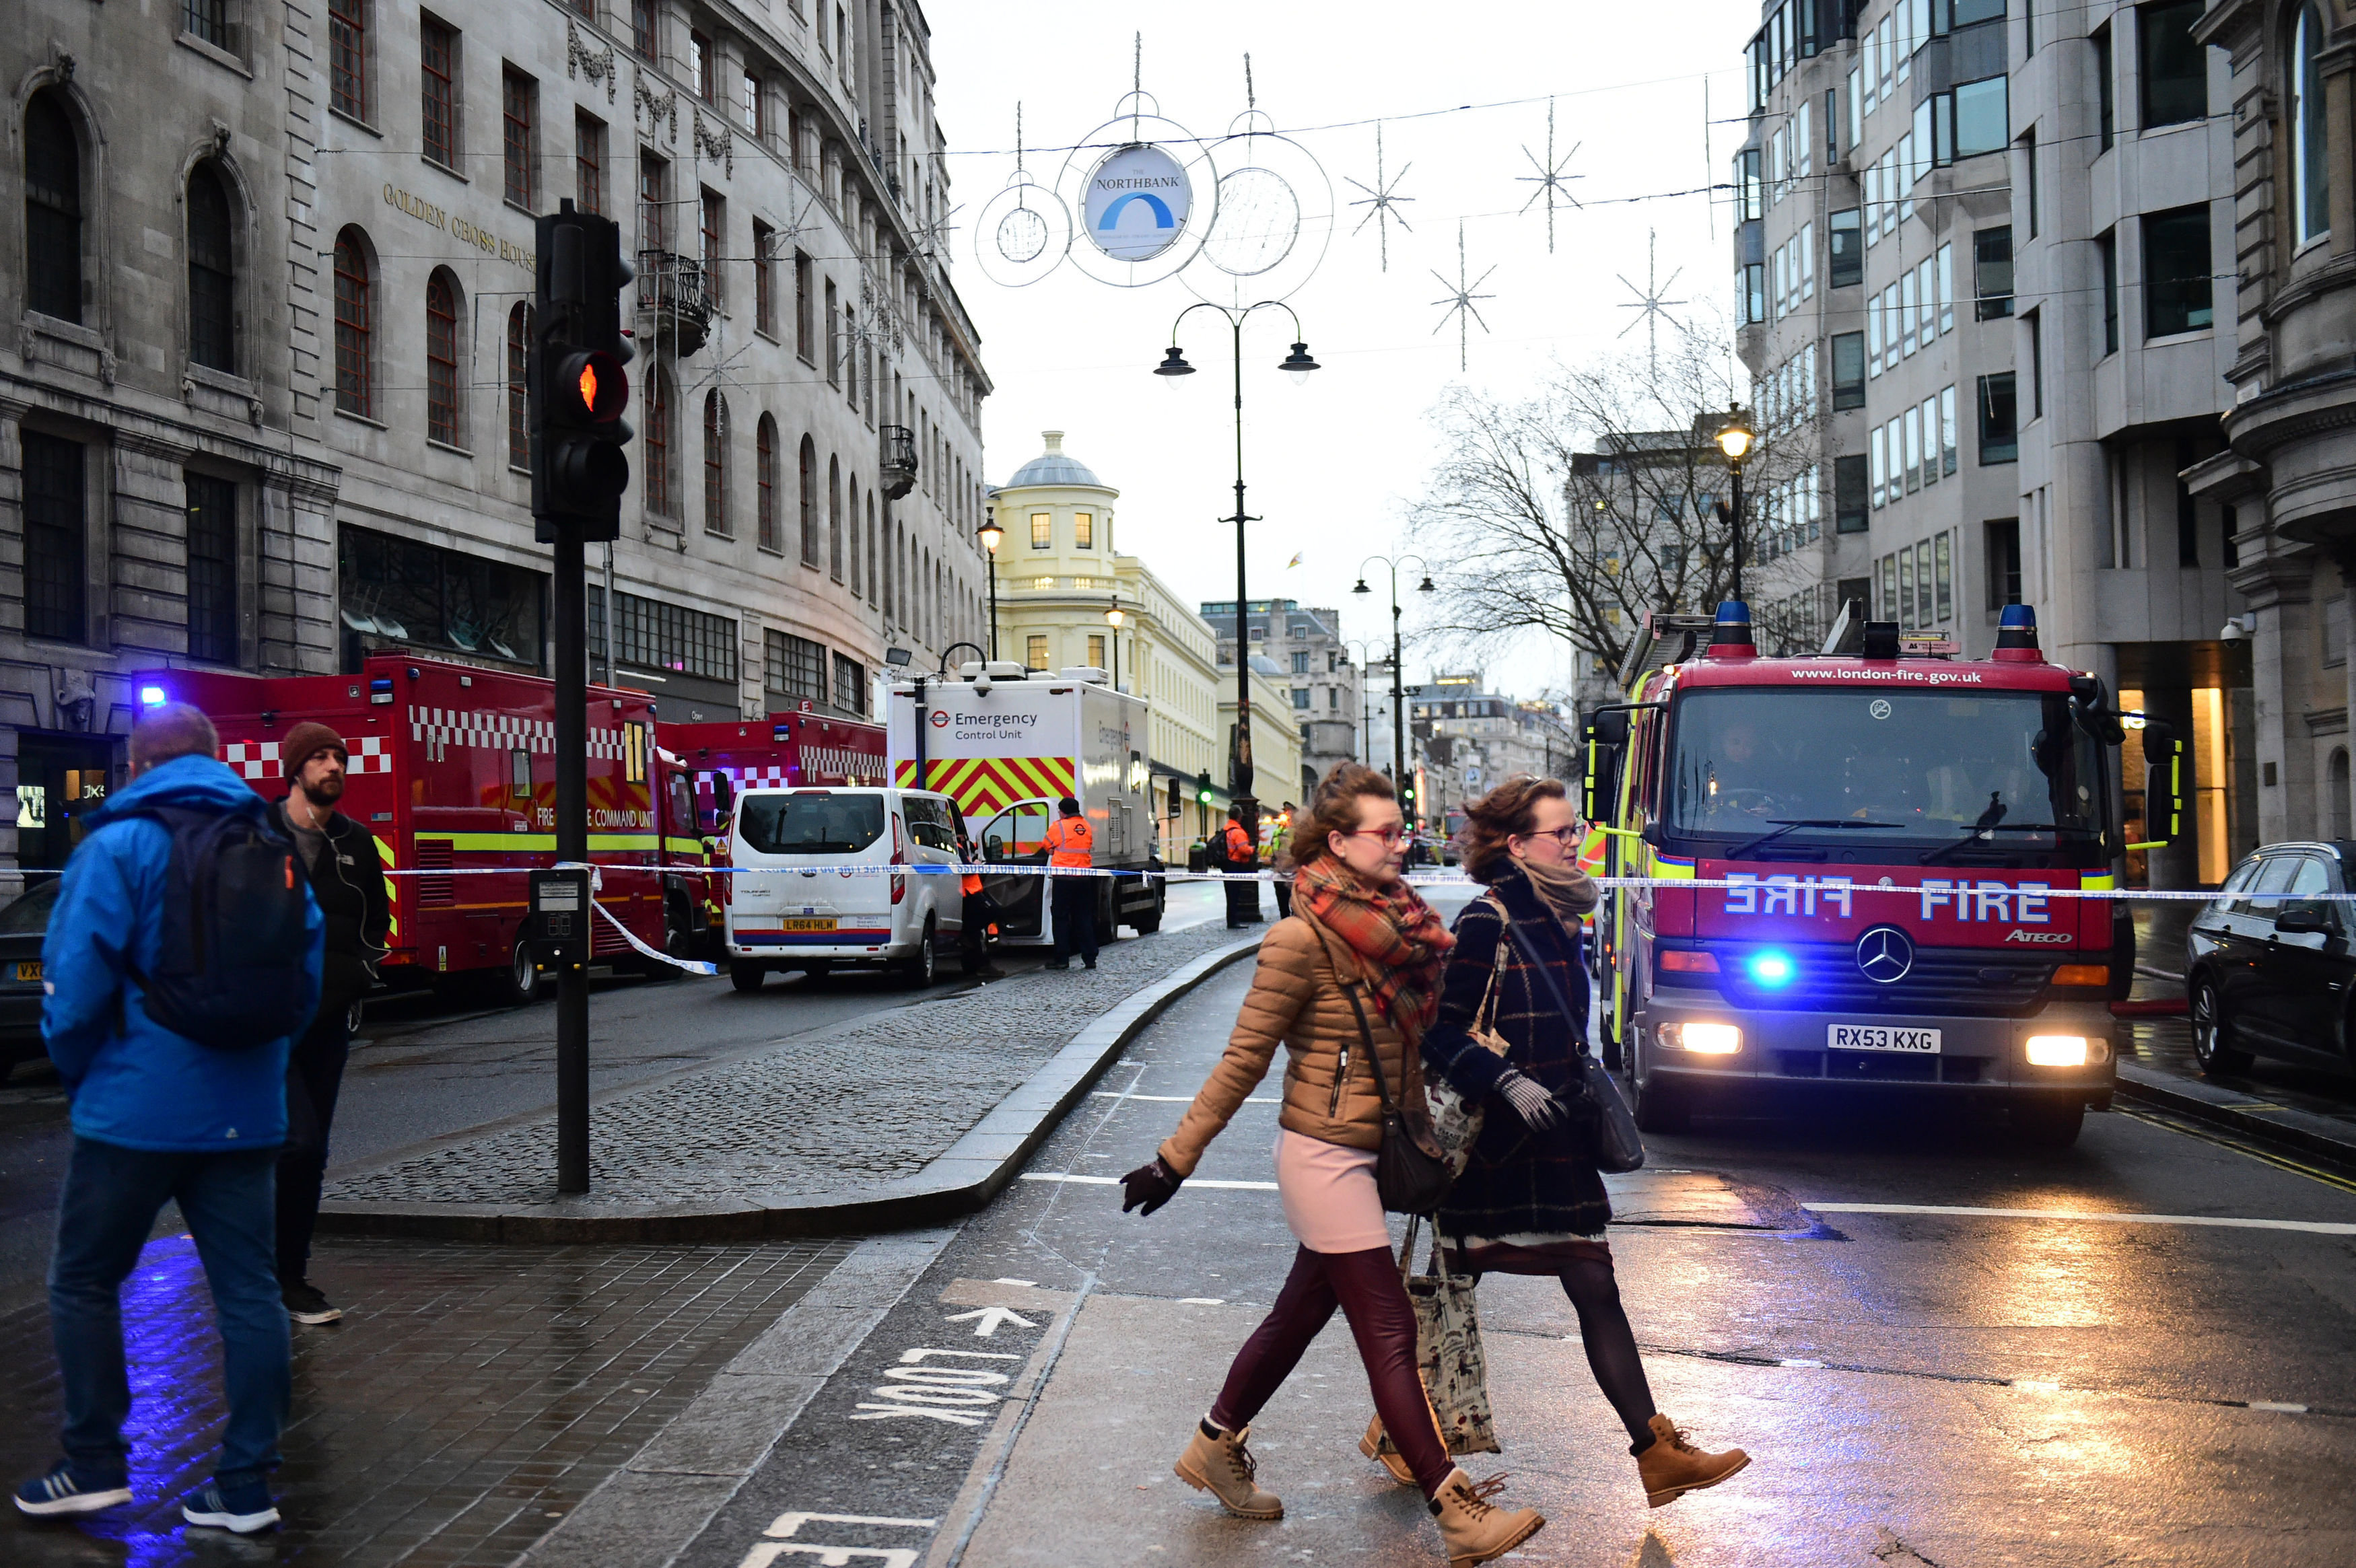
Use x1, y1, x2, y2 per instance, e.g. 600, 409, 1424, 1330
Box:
724, 786, 965, 990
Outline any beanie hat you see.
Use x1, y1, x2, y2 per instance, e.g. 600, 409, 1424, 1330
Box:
281, 721, 347, 772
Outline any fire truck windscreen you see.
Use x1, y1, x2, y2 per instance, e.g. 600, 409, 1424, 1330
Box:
738, 792, 886, 856
1666, 690, 2108, 849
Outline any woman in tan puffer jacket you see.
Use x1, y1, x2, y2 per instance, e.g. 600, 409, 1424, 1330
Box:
1120, 764, 1544, 1567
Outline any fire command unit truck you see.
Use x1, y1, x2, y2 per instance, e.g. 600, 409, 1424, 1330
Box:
1584, 602, 2184, 1148
885, 663, 1166, 944
660, 711, 887, 936
142, 654, 699, 1003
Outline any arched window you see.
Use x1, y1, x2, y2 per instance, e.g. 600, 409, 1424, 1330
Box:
2293, 5, 2329, 246
702, 390, 730, 534
825, 454, 841, 572
645, 365, 674, 515
797, 435, 817, 563
506, 302, 532, 468
188, 162, 236, 373
2334, 747, 2352, 836
25, 91, 83, 324
425, 270, 462, 446
835, 476, 851, 581
756, 415, 779, 552
333, 227, 373, 417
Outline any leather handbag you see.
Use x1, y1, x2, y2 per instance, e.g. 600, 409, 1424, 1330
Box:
1500, 919, 1647, 1174
1311, 923, 1454, 1213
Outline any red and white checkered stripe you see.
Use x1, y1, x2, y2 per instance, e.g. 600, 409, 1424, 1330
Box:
406, 707, 630, 762
221, 736, 391, 779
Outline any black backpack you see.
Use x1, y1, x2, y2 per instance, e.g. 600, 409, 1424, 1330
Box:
116, 805, 316, 1050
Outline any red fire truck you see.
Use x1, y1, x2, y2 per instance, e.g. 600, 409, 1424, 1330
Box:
1585, 601, 2184, 1147
139, 653, 692, 1003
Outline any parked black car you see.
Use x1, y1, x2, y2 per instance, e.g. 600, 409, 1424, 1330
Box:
2186, 841, 2356, 1077
0, 879, 59, 1075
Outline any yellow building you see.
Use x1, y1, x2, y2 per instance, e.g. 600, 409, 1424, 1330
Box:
986, 432, 1300, 857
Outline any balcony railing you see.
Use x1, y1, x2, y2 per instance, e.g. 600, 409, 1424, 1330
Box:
878, 423, 917, 500
635, 250, 713, 358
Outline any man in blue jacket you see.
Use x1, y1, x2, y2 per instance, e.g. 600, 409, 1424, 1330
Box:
13, 704, 322, 1534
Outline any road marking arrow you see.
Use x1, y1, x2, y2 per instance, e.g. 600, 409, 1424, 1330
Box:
944, 1306, 1035, 1338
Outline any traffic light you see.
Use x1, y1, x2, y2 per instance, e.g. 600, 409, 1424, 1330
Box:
1196, 770, 1214, 806
532, 200, 634, 542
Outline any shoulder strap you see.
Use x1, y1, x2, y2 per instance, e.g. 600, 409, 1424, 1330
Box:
1302, 915, 1399, 1115
1473, 894, 1510, 1035
1502, 917, 1584, 1030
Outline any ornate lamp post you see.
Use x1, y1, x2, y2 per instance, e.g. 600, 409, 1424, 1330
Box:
1154, 302, 1320, 853
1714, 403, 1754, 603
1352, 555, 1434, 826
977, 507, 1004, 662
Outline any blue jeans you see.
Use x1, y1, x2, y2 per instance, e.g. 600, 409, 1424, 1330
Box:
48, 1137, 289, 1490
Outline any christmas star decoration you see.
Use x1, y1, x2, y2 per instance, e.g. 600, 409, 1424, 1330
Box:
1515, 98, 1583, 254
1615, 229, 1688, 376
1344, 122, 1415, 273
1429, 221, 1496, 373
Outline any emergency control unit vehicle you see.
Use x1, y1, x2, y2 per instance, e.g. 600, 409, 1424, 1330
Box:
138, 655, 695, 1003
886, 663, 1165, 945
721, 785, 967, 988
1584, 601, 2185, 1147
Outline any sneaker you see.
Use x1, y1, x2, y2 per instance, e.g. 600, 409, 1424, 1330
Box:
283, 1280, 343, 1325
182, 1478, 279, 1534
14, 1464, 131, 1517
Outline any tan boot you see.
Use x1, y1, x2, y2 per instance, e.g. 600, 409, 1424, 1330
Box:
1175, 1421, 1282, 1520
1359, 1413, 1419, 1486
1636, 1413, 1749, 1508
1428, 1468, 1544, 1566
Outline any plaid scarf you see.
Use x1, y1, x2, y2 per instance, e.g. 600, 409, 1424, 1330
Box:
1294, 857, 1455, 1043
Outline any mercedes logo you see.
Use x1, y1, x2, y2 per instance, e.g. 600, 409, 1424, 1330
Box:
1856, 925, 1914, 984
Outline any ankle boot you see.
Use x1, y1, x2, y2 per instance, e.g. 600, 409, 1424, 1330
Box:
1174, 1421, 1282, 1520
1428, 1468, 1544, 1566
1635, 1413, 1749, 1508
1358, 1414, 1418, 1486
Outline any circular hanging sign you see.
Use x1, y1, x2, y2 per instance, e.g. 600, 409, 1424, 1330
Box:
1081, 144, 1194, 262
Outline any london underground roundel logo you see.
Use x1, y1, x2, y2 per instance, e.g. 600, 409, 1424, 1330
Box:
929, 709, 949, 728
1083, 144, 1193, 262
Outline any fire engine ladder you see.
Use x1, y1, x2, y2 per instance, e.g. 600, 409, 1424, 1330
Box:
1612, 611, 1719, 694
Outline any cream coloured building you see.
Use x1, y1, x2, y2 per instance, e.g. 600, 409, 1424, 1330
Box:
985, 431, 1299, 857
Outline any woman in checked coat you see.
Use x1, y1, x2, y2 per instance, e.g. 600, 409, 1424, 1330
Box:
1399, 774, 1752, 1510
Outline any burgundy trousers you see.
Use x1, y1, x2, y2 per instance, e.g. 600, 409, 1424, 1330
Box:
1208, 1244, 1454, 1496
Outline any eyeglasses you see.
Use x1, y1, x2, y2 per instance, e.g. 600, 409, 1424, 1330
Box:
1518, 826, 1582, 848
1339, 826, 1408, 847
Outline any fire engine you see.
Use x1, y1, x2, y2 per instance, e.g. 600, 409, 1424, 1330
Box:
1584, 601, 2184, 1147
139, 653, 689, 1003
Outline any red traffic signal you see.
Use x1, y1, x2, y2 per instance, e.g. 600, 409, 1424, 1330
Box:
555, 350, 629, 423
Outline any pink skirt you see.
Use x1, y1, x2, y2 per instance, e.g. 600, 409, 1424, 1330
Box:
1274, 1129, 1391, 1253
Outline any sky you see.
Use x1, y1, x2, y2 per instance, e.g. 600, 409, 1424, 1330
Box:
924, 0, 1761, 699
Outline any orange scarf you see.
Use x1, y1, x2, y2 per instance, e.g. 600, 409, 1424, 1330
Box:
1293, 857, 1455, 1043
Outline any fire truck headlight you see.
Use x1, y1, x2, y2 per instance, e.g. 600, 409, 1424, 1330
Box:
1676, 1022, 1743, 1055
139, 684, 167, 707
2025, 1034, 2091, 1067
1745, 950, 1796, 988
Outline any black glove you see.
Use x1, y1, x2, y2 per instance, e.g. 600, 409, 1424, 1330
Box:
1493, 1067, 1568, 1132
1120, 1156, 1185, 1216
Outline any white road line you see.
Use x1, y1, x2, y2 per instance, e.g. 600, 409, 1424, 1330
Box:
1806, 1203, 2356, 1236
1019, 1172, 1279, 1191
2246, 1400, 2310, 1413
1087, 1092, 1279, 1103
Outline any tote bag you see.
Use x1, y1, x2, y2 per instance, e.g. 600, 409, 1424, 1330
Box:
1370, 1216, 1500, 1460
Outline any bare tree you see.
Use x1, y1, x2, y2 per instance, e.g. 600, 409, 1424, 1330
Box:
1410, 319, 1825, 679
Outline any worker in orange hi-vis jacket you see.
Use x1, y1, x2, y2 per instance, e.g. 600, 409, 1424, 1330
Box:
957, 826, 1003, 979
1043, 796, 1099, 970
1221, 805, 1261, 929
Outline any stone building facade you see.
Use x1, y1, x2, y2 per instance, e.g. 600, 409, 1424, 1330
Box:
1738, 0, 2251, 886
1200, 597, 1358, 798
3, 0, 989, 881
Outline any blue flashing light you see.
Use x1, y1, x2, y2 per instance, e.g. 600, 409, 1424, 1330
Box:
1745, 950, 1797, 989
138, 684, 168, 707
1714, 599, 1753, 628
1998, 604, 2037, 631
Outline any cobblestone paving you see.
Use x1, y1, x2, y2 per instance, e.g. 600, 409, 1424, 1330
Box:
0, 1234, 850, 1567
328, 923, 1253, 1206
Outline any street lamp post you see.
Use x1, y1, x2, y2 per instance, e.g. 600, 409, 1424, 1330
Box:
1154, 302, 1320, 855
1352, 555, 1433, 827
1104, 597, 1125, 692
1344, 637, 1384, 769
1714, 403, 1754, 604
977, 507, 1004, 662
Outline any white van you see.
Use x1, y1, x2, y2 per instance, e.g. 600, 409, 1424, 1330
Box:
724, 786, 965, 990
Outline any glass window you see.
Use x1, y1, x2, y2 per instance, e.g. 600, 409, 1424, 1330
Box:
1901, 270, 1920, 356
631, 0, 656, 60
2093, 25, 2115, 152
757, 415, 779, 552
1919, 396, 1941, 486
1074, 511, 1093, 549
425, 271, 460, 446
1974, 226, 2014, 319
420, 19, 457, 172
2293, 7, 2328, 245
502, 68, 536, 210
639, 151, 668, 252
2139, 0, 2207, 129
690, 31, 713, 102
187, 163, 236, 373
2143, 206, 2213, 336
2026, 309, 2044, 418
738, 792, 884, 857
1952, 75, 2007, 157
1978, 372, 2018, 464
330, 0, 368, 120
576, 112, 605, 215
1867, 293, 1883, 373
646, 366, 674, 517
1026, 634, 1049, 671
1937, 242, 1954, 332
341, 522, 546, 670
701, 189, 724, 306
22, 431, 85, 645
1870, 425, 1887, 508
505, 301, 530, 469
1940, 386, 1958, 475
1836, 454, 1869, 533
25, 92, 83, 325
1986, 518, 2022, 609
185, 472, 238, 666
1832, 331, 1865, 409
703, 391, 729, 536
333, 228, 370, 416
1904, 406, 1922, 492
752, 220, 773, 334
1031, 511, 1052, 549
1899, 545, 1916, 625
1935, 532, 1952, 622
1829, 208, 1862, 287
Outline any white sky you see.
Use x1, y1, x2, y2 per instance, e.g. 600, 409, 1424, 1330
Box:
926, 0, 1760, 697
